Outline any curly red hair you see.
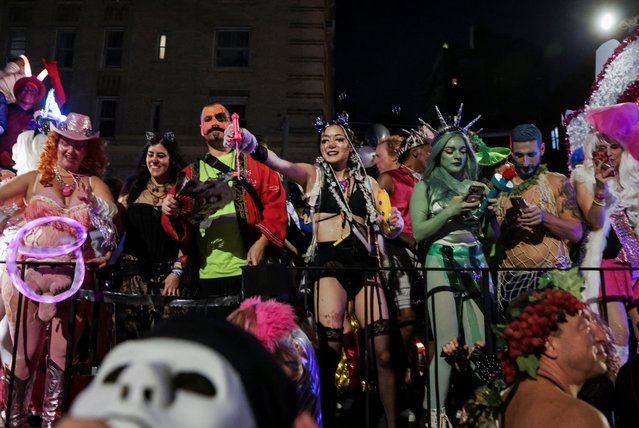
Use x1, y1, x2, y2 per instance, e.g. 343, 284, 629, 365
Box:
38, 132, 108, 186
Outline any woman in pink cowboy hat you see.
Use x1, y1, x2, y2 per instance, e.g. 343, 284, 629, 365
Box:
0, 112, 117, 427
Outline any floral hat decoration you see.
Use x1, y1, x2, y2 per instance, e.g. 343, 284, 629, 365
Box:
496, 268, 585, 384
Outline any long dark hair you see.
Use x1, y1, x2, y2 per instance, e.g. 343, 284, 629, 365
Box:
125, 133, 187, 206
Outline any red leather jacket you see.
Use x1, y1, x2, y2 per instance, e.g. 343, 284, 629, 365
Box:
161, 153, 287, 250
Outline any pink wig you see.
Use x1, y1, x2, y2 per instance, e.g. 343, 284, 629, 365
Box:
237, 297, 298, 352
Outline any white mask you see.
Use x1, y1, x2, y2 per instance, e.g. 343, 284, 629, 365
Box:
70, 338, 257, 428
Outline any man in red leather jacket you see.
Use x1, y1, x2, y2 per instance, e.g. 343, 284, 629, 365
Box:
162, 102, 286, 303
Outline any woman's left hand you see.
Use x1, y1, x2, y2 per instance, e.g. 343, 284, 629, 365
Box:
387, 207, 403, 231
161, 273, 180, 296
86, 250, 113, 270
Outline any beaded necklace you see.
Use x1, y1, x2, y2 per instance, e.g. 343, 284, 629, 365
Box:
54, 166, 79, 197
509, 165, 548, 196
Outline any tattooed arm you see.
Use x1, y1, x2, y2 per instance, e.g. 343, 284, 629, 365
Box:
545, 174, 584, 243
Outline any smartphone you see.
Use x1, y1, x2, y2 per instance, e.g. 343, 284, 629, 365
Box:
510, 196, 529, 211
464, 185, 485, 203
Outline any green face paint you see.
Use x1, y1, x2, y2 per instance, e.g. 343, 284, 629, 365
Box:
440, 135, 467, 176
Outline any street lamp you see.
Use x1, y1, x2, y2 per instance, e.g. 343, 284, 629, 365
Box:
596, 9, 618, 34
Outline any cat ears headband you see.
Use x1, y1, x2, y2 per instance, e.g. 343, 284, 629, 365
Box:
145, 131, 175, 144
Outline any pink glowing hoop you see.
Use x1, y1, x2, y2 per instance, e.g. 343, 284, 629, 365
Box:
5, 216, 87, 304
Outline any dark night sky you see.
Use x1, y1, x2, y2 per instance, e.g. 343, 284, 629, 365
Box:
335, 0, 639, 144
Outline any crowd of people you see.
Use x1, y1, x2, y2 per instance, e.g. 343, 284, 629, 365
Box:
0, 34, 638, 428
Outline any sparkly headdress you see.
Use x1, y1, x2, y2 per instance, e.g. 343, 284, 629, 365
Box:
313, 111, 354, 143
565, 26, 639, 155
395, 119, 434, 159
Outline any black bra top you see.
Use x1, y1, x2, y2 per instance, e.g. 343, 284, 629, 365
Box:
319, 179, 369, 218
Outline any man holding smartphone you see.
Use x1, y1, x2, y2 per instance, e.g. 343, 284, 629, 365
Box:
494, 124, 584, 313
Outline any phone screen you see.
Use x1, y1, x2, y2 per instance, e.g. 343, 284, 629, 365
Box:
465, 185, 484, 203
510, 197, 528, 210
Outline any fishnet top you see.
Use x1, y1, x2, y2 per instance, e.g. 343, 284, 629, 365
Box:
496, 171, 571, 268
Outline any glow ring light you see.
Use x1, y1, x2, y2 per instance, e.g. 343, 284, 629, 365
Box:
13, 216, 87, 257
6, 216, 87, 304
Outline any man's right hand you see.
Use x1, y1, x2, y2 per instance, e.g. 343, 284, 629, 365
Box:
162, 194, 179, 217
517, 204, 544, 227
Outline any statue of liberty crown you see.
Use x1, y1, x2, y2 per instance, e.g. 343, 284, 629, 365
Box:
431, 103, 481, 143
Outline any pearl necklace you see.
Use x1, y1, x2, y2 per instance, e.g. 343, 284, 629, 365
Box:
54, 166, 79, 197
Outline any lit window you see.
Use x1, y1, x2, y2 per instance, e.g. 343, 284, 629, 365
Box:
103, 30, 124, 68
158, 34, 167, 60
550, 127, 559, 150
214, 30, 250, 67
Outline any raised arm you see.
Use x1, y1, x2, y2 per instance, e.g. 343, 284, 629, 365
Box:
574, 180, 605, 230
224, 126, 315, 190
0, 170, 36, 205
572, 162, 612, 231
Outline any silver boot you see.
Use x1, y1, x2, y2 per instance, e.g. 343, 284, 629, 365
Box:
40, 359, 65, 428
3, 367, 34, 427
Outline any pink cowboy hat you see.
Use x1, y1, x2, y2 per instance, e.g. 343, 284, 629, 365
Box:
50, 112, 100, 141
586, 102, 639, 162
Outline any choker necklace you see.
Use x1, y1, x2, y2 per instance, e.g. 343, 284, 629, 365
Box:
54, 166, 79, 197
149, 177, 170, 194
147, 177, 170, 205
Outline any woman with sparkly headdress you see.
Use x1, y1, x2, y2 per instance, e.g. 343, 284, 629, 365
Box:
0, 112, 116, 427
115, 131, 188, 342
409, 105, 495, 427
569, 102, 639, 364
225, 112, 403, 427
564, 24, 639, 363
